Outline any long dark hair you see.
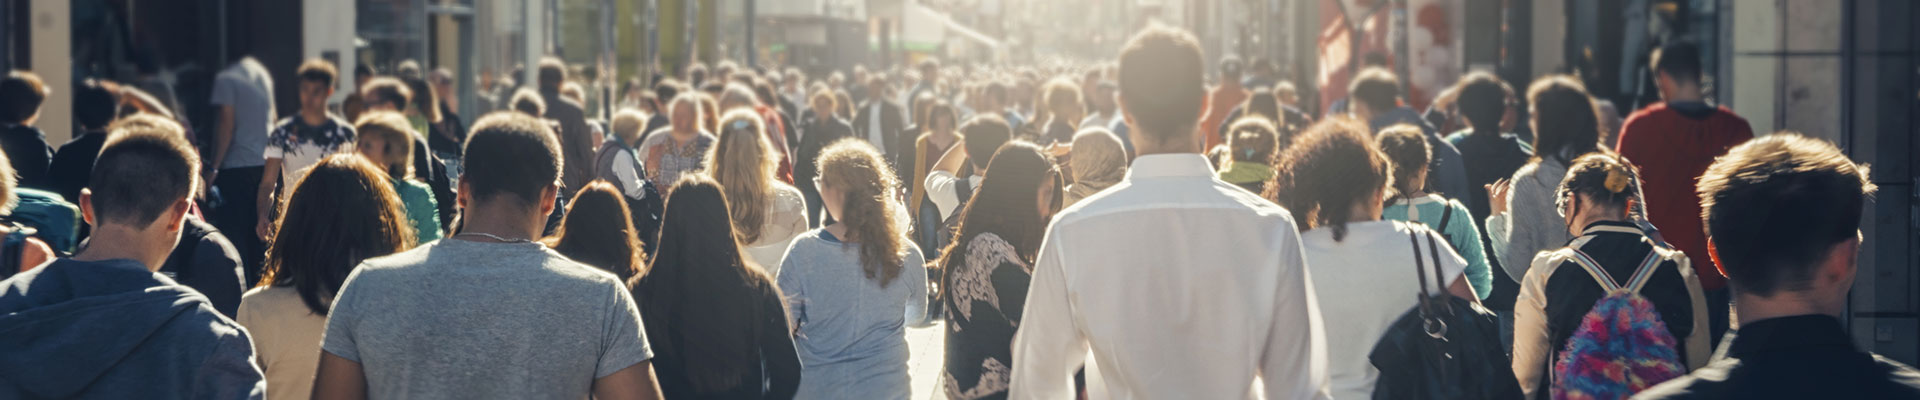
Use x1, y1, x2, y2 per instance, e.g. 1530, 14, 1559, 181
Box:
545, 180, 646, 282
258, 154, 416, 315
1263, 119, 1391, 241
934, 141, 1063, 287
1527, 75, 1601, 166
633, 176, 782, 394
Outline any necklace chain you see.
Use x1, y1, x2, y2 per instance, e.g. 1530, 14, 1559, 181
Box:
453, 232, 535, 244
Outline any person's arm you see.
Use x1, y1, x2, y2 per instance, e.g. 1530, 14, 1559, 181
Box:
612, 151, 649, 199
255, 157, 282, 240
1260, 226, 1332, 399
1008, 234, 1089, 399
930, 138, 969, 176
904, 250, 930, 326
1678, 256, 1711, 371
777, 253, 806, 331
591, 361, 665, 400
593, 282, 664, 400
1449, 201, 1494, 299
1511, 254, 1556, 399
311, 352, 367, 400
117, 84, 178, 120
197, 328, 267, 400
1485, 179, 1516, 278
761, 290, 802, 399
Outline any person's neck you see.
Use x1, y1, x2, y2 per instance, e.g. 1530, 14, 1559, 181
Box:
1131, 131, 1203, 156
1735, 290, 1840, 327
1663, 88, 1704, 103
1468, 122, 1502, 137
300, 108, 329, 125
670, 128, 698, 142
456, 203, 543, 243
73, 225, 169, 272
823, 222, 850, 242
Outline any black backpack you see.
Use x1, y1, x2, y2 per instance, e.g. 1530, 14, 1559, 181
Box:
0, 224, 32, 279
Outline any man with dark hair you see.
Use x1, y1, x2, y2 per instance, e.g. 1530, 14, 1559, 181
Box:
312, 112, 664, 399
907, 58, 942, 125
0, 70, 54, 190
1615, 40, 1754, 349
538, 57, 599, 195
0, 118, 266, 399
1347, 67, 1475, 214
1010, 26, 1328, 399
1201, 55, 1249, 150
254, 59, 357, 247
206, 56, 276, 279
923, 115, 1010, 220
854, 75, 907, 175
50, 80, 120, 203
1442, 72, 1533, 319
1637, 134, 1920, 399
343, 63, 376, 122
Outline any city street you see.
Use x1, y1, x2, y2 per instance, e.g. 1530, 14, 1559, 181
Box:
908, 322, 947, 400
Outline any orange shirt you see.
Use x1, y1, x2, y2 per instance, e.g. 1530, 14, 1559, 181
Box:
1201, 85, 1249, 150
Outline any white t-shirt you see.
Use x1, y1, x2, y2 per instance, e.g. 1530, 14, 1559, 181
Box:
1301, 220, 1467, 400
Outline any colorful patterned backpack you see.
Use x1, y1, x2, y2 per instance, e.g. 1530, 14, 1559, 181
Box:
1550, 249, 1687, 400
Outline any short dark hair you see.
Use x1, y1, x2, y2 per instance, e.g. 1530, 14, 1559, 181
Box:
1118, 26, 1207, 142
297, 59, 339, 87
74, 80, 120, 130
511, 88, 546, 116
354, 63, 375, 79
538, 57, 567, 91
1698, 134, 1875, 297
1455, 72, 1512, 132
1348, 67, 1401, 114
1375, 123, 1430, 196
654, 79, 684, 104
361, 77, 412, 109
1526, 75, 1601, 164
959, 115, 1013, 170
1652, 40, 1703, 83
0, 70, 48, 123
463, 112, 562, 207
93, 115, 200, 227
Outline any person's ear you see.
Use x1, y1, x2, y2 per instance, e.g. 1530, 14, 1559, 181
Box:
456, 177, 472, 210
1823, 234, 1863, 292
78, 189, 97, 226
540, 183, 560, 216
165, 198, 191, 233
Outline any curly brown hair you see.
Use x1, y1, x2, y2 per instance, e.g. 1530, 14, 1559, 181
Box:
1263, 119, 1392, 241
816, 139, 909, 287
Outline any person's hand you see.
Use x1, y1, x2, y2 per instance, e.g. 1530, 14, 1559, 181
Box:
1487, 179, 1512, 216
1045, 142, 1073, 157
256, 216, 273, 241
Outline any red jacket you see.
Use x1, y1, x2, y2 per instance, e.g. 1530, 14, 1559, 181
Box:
1616, 102, 1753, 291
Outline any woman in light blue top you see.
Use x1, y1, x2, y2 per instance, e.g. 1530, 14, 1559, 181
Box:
1377, 124, 1492, 298
778, 139, 928, 400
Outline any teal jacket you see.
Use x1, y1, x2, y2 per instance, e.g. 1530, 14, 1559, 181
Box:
393, 177, 443, 244
1384, 193, 1492, 299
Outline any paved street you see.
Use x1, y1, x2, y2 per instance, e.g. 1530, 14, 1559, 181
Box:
908, 322, 947, 400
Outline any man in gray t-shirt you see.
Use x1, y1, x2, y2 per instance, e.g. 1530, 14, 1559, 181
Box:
314, 112, 662, 400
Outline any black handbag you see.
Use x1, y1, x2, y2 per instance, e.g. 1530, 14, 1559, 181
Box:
1368, 226, 1524, 400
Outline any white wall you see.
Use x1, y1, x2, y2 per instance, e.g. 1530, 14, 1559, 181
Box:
31, 0, 70, 145
304, 0, 358, 103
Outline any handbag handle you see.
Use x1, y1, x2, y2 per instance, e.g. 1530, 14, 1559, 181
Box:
1408, 226, 1448, 339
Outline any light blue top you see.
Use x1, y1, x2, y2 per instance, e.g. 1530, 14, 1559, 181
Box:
777, 228, 928, 400
1384, 193, 1493, 299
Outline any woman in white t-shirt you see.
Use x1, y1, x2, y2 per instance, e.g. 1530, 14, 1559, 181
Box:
1266, 119, 1478, 399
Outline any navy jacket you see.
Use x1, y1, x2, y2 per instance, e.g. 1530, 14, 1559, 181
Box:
0, 258, 264, 399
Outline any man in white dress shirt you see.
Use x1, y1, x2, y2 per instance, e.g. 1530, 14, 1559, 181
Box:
1009, 26, 1331, 400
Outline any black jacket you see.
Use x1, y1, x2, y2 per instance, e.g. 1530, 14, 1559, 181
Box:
48, 130, 108, 204
1634, 315, 1920, 399
853, 100, 908, 175
795, 115, 854, 185
1449, 128, 1534, 311
1, 124, 54, 190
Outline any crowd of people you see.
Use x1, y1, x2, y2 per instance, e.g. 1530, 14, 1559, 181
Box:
0, 23, 1915, 400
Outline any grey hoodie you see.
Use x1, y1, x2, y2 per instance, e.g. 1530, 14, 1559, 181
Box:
0, 258, 264, 399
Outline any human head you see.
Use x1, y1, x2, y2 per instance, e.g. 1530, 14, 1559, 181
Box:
561, 82, 587, 105
1274, 80, 1299, 106
1455, 72, 1513, 132
865, 75, 888, 99
1242, 87, 1282, 123
1264, 119, 1390, 241
808, 85, 837, 118
74, 79, 120, 131
1555, 151, 1639, 235
548, 180, 645, 282
85, 115, 200, 267
1651, 40, 1704, 100
1699, 134, 1873, 310
538, 57, 567, 93
667, 93, 705, 134
1227, 118, 1281, 165
461, 112, 561, 215
1118, 26, 1208, 152
812, 139, 907, 287
1219, 55, 1244, 84
926, 101, 958, 133
610, 108, 647, 147
0, 70, 49, 125
959, 115, 1014, 171
983, 81, 1011, 111
297, 59, 339, 113
706, 109, 779, 243
354, 111, 418, 179
1526, 75, 1601, 164
935, 141, 1063, 277
259, 153, 414, 315
361, 77, 413, 112
510, 88, 546, 116
1375, 124, 1431, 197
1067, 127, 1129, 193
1347, 67, 1400, 122
431, 68, 454, 95
1043, 78, 1085, 125
686, 63, 709, 87
918, 58, 942, 83
354, 63, 375, 87
719, 83, 760, 113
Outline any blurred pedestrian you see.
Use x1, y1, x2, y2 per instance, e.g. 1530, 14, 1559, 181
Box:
353, 111, 443, 244
937, 141, 1062, 399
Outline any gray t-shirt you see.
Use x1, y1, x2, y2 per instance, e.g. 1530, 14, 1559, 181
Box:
211, 59, 275, 169
321, 239, 652, 399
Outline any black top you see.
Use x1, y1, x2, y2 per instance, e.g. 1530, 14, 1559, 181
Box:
1533, 221, 1697, 393
1, 124, 54, 190
48, 130, 109, 204
854, 100, 908, 175
941, 232, 1032, 400
633, 271, 800, 400
1634, 315, 1920, 399
1451, 128, 1533, 311
794, 115, 854, 186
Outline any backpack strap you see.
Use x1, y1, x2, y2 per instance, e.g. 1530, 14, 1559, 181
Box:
1622, 250, 1665, 293
1437, 202, 1453, 233
1565, 248, 1665, 294
1564, 249, 1623, 292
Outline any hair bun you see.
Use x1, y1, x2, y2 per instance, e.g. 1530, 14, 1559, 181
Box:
1603, 167, 1631, 194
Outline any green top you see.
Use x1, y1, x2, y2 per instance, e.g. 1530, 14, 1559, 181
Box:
391, 177, 443, 244
1217, 161, 1277, 185
1383, 193, 1492, 299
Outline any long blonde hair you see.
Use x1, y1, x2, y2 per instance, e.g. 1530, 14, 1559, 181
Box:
706, 109, 778, 244
817, 139, 908, 287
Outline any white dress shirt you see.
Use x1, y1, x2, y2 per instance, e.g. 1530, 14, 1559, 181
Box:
868, 102, 886, 147
924, 170, 984, 219
1010, 153, 1331, 400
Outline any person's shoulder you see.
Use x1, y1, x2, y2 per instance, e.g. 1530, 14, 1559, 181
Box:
1631, 359, 1737, 400
1872, 354, 1920, 394
239, 285, 304, 315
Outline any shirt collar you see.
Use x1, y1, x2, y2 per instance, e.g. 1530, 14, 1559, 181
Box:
1126, 153, 1216, 180
1579, 220, 1644, 237
1726, 314, 1856, 358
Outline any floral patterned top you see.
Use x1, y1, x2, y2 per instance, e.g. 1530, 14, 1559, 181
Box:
265, 115, 356, 185
636, 130, 715, 190
941, 232, 1032, 400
